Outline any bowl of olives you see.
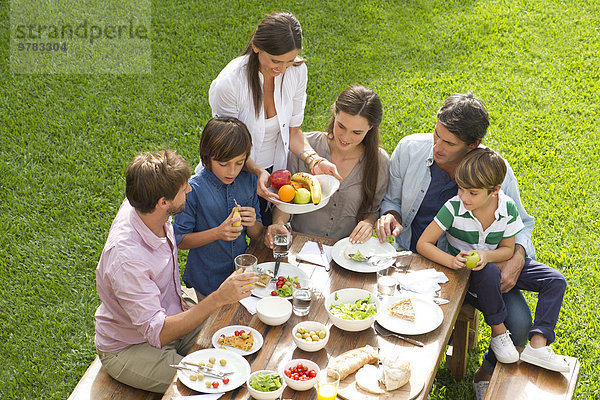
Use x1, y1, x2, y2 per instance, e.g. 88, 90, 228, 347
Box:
291, 321, 329, 352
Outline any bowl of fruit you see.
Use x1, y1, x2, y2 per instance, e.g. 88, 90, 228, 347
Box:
281, 359, 320, 391
268, 170, 340, 215
291, 321, 329, 352
246, 370, 285, 400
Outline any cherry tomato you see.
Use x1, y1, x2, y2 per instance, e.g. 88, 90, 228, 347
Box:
271, 291, 277, 296
223, 377, 229, 384
278, 276, 285, 281
234, 330, 239, 336
240, 330, 245, 334
308, 370, 317, 378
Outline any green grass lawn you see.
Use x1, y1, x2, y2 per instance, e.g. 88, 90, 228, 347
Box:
1, 0, 599, 398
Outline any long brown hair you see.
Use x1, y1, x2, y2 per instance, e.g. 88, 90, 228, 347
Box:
242, 12, 304, 117
327, 85, 383, 221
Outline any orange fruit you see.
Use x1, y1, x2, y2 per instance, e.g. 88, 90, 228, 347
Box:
290, 181, 309, 190
278, 184, 296, 203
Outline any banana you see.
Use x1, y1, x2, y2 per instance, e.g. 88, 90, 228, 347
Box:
291, 172, 322, 204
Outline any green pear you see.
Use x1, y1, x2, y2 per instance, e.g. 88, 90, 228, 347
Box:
293, 188, 311, 204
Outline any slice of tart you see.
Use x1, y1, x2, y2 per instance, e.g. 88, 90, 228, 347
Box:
388, 298, 415, 321
217, 331, 254, 351
255, 273, 272, 288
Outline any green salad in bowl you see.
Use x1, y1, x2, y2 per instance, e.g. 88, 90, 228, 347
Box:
325, 288, 381, 332
247, 370, 285, 400
329, 294, 378, 320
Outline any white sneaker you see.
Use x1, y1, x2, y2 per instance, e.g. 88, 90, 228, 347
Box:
490, 330, 519, 363
473, 380, 489, 400
520, 343, 570, 372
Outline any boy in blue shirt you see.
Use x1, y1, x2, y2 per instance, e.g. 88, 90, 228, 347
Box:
174, 117, 263, 297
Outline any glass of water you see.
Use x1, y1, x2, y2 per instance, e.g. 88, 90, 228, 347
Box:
292, 277, 311, 316
234, 254, 257, 273
272, 223, 292, 259
377, 267, 397, 297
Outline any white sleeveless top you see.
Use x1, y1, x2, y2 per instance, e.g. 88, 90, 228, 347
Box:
254, 114, 280, 169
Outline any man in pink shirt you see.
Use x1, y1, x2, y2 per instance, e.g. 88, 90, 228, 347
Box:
94, 150, 257, 393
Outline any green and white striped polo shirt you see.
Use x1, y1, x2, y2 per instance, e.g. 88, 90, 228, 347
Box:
434, 192, 524, 257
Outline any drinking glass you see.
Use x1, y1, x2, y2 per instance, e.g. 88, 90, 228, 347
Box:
234, 254, 257, 273
395, 251, 413, 273
272, 223, 292, 259
316, 370, 340, 400
377, 267, 397, 297
292, 277, 311, 316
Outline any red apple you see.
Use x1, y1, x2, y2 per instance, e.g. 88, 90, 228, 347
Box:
269, 169, 291, 190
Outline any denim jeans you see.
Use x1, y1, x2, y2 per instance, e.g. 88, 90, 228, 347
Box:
466, 257, 566, 375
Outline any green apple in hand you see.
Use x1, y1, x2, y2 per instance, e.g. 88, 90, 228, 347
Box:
465, 251, 481, 269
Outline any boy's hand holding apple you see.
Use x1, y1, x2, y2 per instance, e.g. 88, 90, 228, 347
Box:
455, 250, 486, 271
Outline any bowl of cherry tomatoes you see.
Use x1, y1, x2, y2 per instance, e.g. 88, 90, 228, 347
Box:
280, 359, 320, 391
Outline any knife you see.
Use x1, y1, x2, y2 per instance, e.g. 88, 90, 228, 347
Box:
317, 241, 330, 272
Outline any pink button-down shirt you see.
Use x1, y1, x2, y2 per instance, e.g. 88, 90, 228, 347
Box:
94, 199, 184, 353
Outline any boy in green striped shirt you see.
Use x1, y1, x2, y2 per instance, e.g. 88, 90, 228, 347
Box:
417, 148, 568, 372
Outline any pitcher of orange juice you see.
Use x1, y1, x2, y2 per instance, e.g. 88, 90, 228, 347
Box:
317, 370, 340, 400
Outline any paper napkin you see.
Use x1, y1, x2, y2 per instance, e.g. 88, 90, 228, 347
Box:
239, 295, 259, 315
296, 241, 333, 267
397, 268, 448, 297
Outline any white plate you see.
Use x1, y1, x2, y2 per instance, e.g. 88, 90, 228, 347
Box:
211, 325, 264, 356
331, 237, 397, 273
177, 348, 251, 393
376, 294, 443, 335
251, 262, 309, 299
269, 174, 340, 215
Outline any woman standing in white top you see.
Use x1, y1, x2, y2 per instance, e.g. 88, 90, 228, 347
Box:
208, 12, 341, 224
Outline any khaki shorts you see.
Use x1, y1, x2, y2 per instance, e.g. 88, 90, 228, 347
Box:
98, 324, 202, 393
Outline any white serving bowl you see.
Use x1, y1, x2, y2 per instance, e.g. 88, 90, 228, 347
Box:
281, 359, 320, 391
269, 174, 340, 215
256, 296, 292, 326
246, 370, 286, 400
324, 288, 381, 331
291, 321, 329, 352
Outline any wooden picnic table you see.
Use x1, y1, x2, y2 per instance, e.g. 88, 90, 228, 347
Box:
161, 232, 470, 400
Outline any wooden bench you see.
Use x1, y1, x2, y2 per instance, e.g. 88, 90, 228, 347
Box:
484, 352, 580, 400
68, 356, 162, 400
447, 301, 479, 380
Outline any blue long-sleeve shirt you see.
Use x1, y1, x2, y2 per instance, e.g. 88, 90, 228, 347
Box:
381, 132, 536, 259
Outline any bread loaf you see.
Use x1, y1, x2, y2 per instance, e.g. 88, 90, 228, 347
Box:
327, 345, 379, 380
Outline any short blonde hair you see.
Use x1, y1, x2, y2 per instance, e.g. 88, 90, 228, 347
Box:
126, 149, 191, 213
455, 148, 506, 192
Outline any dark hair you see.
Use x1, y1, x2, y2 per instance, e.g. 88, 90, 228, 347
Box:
436, 91, 489, 145
327, 85, 383, 221
242, 12, 304, 116
455, 148, 506, 193
126, 149, 191, 214
199, 117, 253, 170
